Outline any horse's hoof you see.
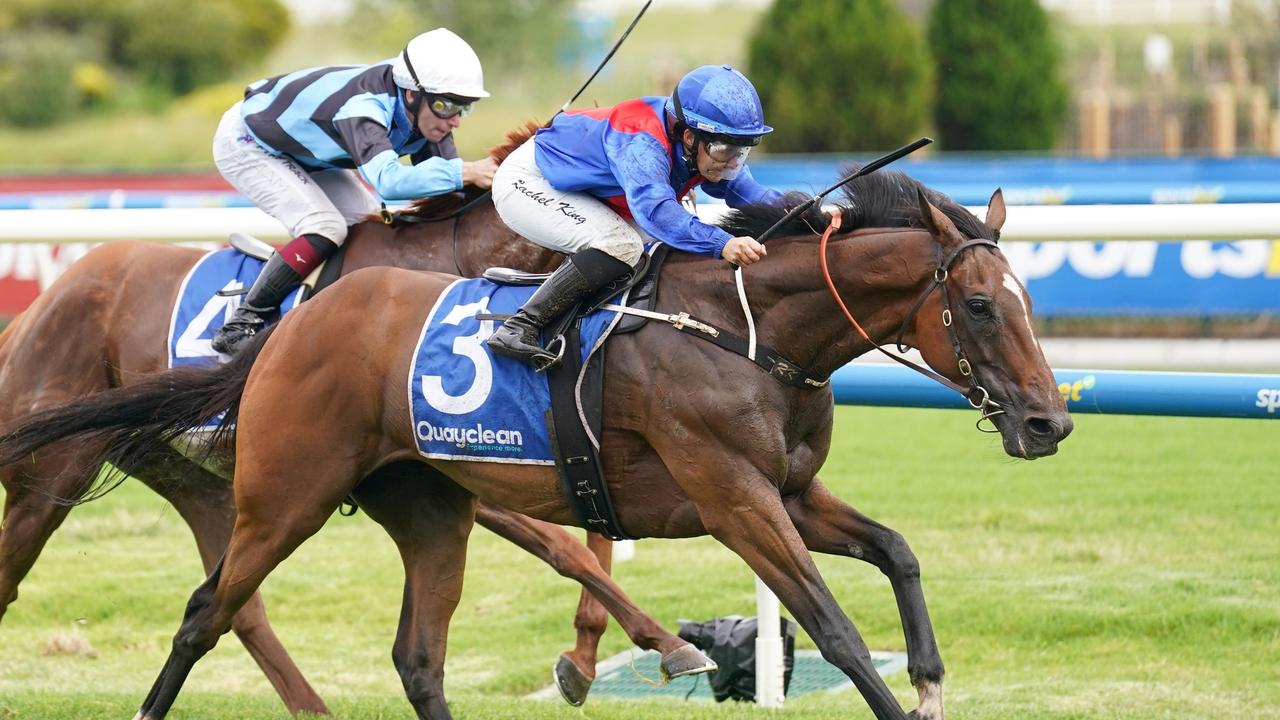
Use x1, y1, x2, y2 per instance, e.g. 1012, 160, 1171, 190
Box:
660, 643, 718, 679
553, 653, 593, 707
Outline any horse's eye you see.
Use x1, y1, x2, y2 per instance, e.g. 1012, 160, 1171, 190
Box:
967, 298, 991, 316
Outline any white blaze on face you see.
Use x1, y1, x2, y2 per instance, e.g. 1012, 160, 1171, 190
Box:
1002, 272, 1037, 342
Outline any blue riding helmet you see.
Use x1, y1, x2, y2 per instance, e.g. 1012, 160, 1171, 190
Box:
667, 65, 773, 142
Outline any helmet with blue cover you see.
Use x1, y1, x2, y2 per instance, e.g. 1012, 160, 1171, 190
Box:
669, 64, 772, 138
668, 65, 772, 172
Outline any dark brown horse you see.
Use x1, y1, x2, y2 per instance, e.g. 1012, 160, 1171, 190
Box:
0, 128, 699, 714
0, 169, 1071, 719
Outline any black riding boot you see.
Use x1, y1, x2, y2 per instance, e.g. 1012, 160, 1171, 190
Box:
487, 248, 632, 369
212, 234, 338, 355
211, 252, 301, 355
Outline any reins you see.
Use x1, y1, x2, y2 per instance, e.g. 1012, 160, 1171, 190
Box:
817, 211, 1005, 431
385, 188, 494, 227
382, 191, 494, 277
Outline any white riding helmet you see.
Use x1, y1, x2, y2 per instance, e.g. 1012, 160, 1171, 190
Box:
391, 28, 489, 99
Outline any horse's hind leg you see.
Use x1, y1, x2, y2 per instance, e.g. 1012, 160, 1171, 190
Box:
354, 462, 475, 720
561, 531, 613, 705
0, 446, 102, 621
135, 459, 354, 720
473, 504, 708, 706
785, 479, 944, 720
136, 452, 329, 716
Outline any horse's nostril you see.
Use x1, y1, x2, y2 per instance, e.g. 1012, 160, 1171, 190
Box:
1026, 416, 1056, 437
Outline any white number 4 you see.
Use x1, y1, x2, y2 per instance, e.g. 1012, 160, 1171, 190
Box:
175, 279, 243, 360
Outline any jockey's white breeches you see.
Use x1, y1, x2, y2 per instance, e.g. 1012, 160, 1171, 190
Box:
492, 140, 645, 266
212, 102, 379, 245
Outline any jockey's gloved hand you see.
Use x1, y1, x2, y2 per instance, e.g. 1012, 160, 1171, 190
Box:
722, 236, 766, 267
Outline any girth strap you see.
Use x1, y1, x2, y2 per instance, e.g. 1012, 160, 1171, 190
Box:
545, 318, 633, 540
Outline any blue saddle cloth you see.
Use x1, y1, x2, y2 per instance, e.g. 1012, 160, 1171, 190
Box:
409, 278, 622, 465
168, 248, 304, 368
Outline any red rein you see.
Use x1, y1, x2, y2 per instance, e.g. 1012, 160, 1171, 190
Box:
818, 209, 874, 344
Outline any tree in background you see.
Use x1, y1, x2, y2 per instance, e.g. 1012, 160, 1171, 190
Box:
351, 0, 575, 76
747, 0, 933, 152
0, 0, 288, 125
118, 0, 289, 95
0, 31, 79, 127
929, 0, 1067, 151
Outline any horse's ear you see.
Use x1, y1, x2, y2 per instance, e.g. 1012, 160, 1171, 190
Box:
916, 187, 960, 243
985, 188, 1007, 232
915, 188, 936, 233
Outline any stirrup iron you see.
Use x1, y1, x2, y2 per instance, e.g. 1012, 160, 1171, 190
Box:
531, 334, 567, 373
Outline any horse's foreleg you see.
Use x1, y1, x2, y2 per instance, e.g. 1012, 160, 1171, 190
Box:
0, 450, 101, 621
689, 479, 910, 720
356, 465, 475, 720
139, 457, 329, 717
785, 480, 943, 720
473, 503, 704, 706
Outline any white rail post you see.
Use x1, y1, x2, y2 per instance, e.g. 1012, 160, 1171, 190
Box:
754, 575, 785, 708
613, 539, 636, 563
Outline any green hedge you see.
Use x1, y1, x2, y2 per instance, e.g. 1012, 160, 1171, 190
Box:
0, 31, 79, 126
747, 0, 933, 152
0, 0, 288, 122
928, 0, 1067, 150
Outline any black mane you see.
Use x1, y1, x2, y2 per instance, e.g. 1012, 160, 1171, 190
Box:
717, 166, 998, 243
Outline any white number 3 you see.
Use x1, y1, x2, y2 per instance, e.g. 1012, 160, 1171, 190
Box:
422, 298, 495, 415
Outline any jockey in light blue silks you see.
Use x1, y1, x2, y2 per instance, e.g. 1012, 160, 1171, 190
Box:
210, 28, 499, 355
487, 64, 782, 368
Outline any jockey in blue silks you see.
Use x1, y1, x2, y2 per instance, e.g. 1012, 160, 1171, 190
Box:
209, 28, 499, 355
488, 64, 781, 368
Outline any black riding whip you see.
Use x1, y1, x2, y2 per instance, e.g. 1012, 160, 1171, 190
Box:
558, 0, 653, 115
753, 137, 933, 245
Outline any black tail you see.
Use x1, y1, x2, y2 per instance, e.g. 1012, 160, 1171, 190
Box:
0, 326, 278, 504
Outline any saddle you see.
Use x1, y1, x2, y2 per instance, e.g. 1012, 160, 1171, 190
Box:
223, 233, 345, 299
482, 245, 672, 540
483, 243, 671, 335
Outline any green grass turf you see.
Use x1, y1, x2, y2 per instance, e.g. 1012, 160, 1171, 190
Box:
1, 406, 1277, 719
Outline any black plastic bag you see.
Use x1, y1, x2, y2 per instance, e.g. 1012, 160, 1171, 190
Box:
677, 615, 796, 703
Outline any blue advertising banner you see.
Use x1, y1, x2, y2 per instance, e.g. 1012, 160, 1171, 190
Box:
748, 155, 1280, 206
4, 157, 1280, 209
829, 365, 1280, 419
1003, 239, 1280, 316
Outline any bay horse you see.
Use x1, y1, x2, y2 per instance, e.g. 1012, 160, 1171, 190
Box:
0, 169, 1071, 720
0, 126, 700, 714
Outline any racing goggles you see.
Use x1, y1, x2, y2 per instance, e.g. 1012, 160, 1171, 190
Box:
701, 133, 761, 165
425, 94, 474, 120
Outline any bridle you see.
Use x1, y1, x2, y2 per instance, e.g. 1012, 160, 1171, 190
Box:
818, 210, 1006, 431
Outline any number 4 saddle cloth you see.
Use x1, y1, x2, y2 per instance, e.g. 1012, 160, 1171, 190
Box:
168, 248, 305, 368
409, 278, 622, 465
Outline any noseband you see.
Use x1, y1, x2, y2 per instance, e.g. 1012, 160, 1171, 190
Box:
818, 211, 1005, 432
